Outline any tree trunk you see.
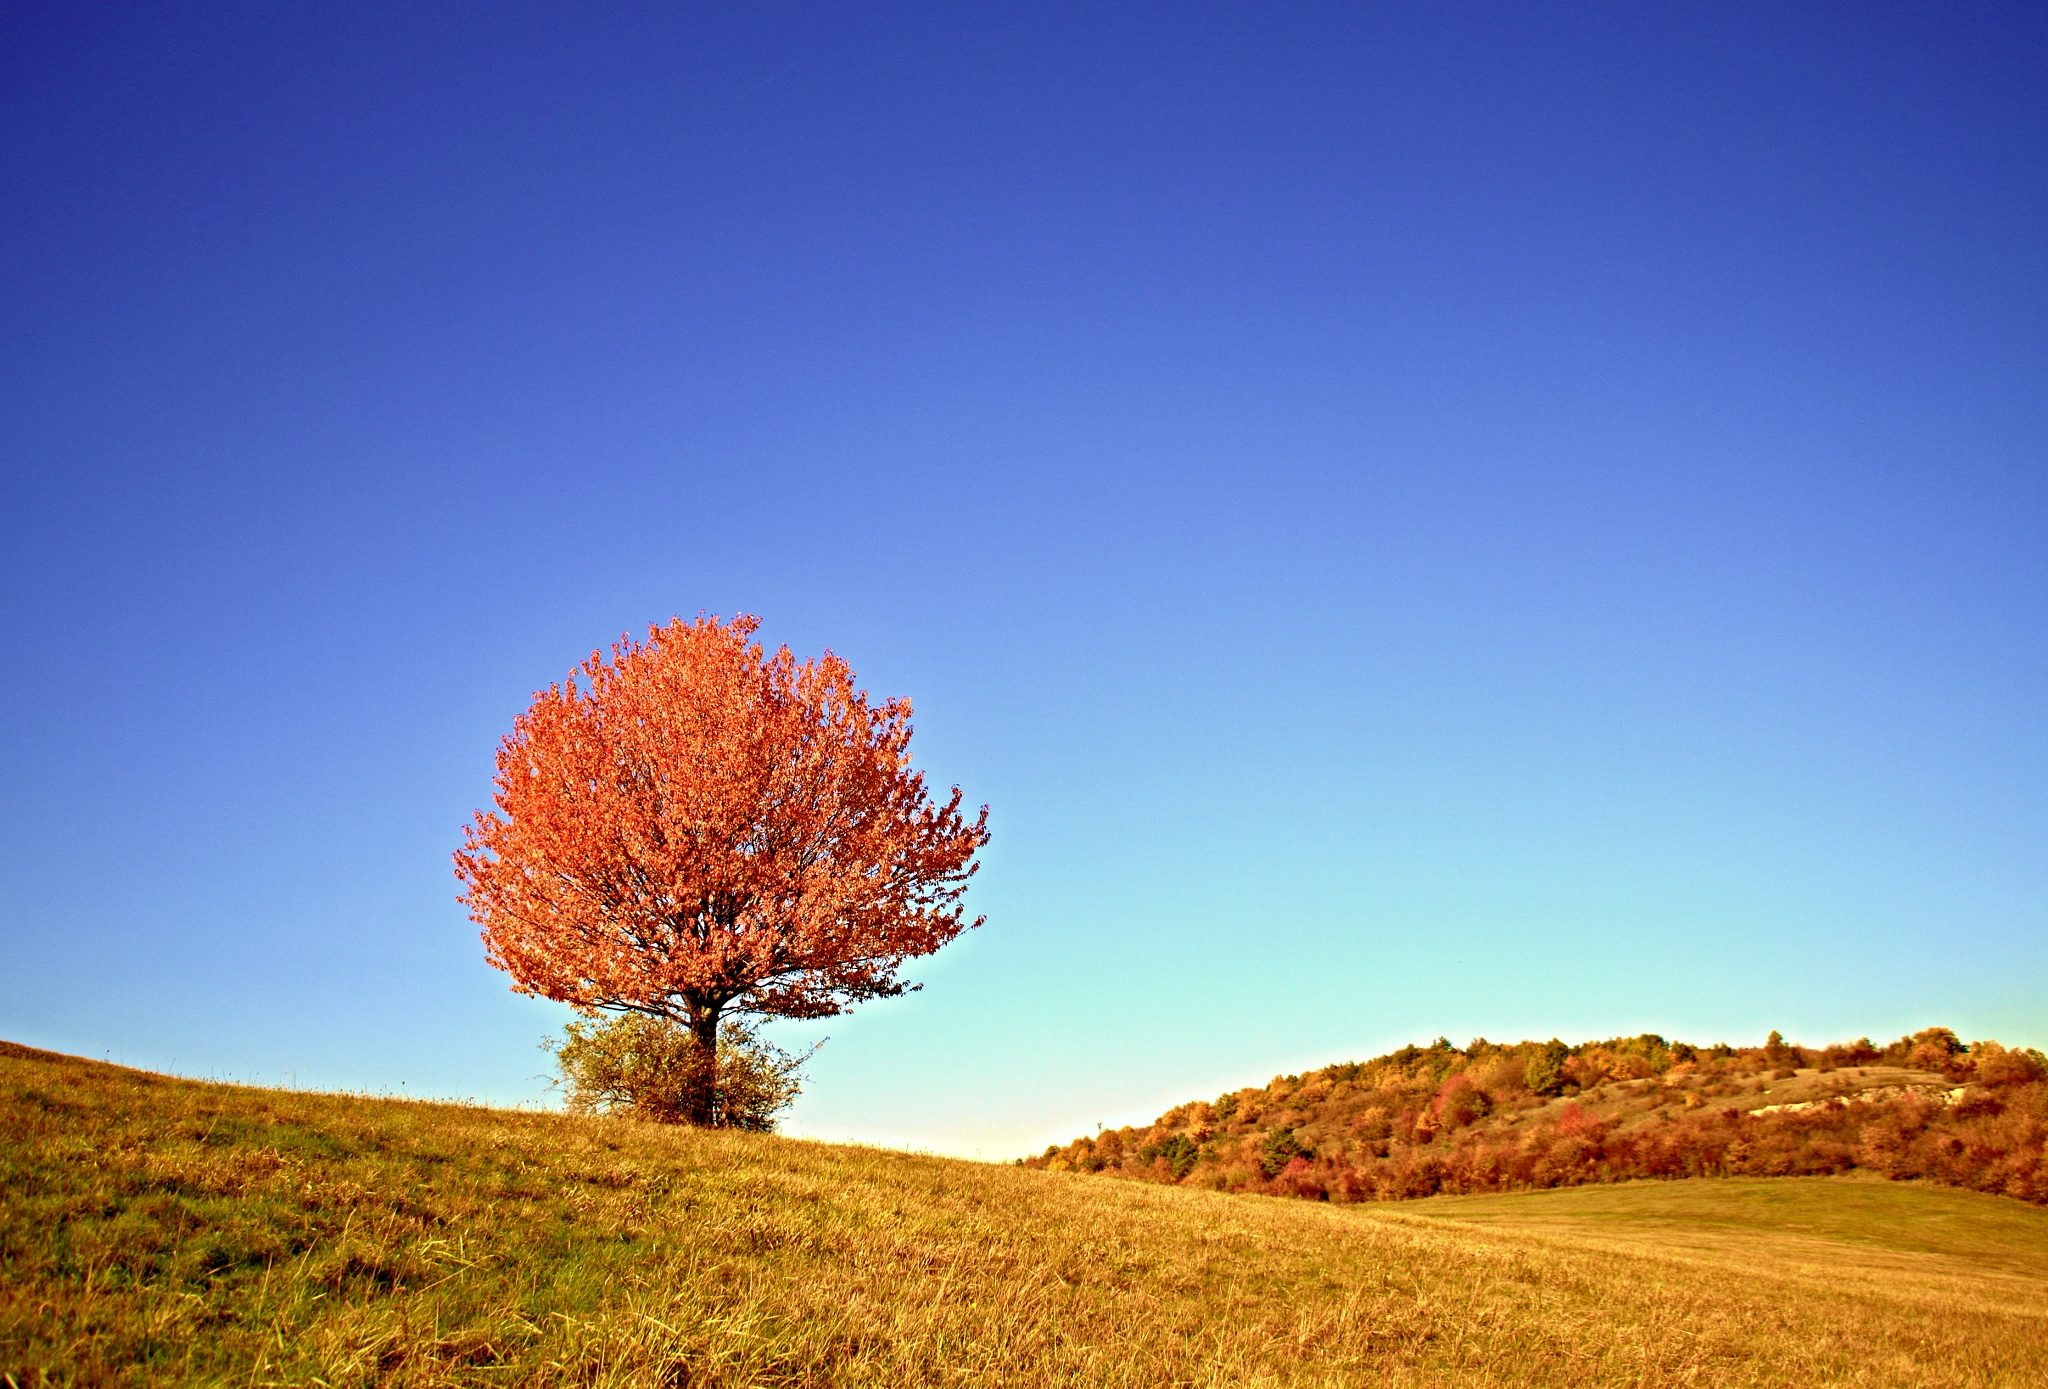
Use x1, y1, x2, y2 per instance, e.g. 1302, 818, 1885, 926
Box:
685, 1004, 722, 1126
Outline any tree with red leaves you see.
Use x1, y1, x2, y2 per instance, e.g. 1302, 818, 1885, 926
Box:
455, 615, 990, 1124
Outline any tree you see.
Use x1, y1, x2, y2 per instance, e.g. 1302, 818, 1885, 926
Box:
1261, 1127, 1310, 1176
1523, 1040, 1570, 1097
1764, 1030, 1795, 1071
455, 614, 990, 1125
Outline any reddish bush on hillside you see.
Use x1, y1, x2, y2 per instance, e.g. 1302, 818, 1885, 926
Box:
1023, 1030, 2048, 1207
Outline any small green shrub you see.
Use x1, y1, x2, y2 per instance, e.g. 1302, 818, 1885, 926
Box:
1138, 1134, 1201, 1179
1261, 1127, 1310, 1177
547, 1013, 815, 1130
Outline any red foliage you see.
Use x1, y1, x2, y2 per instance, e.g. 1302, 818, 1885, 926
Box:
1024, 1029, 2048, 1209
1296, 1086, 2048, 1205
1967, 1044, 2047, 1088
1268, 1157, 1326, 1200
456, 615, 989, 1121
1432, 1074, 1490, 1129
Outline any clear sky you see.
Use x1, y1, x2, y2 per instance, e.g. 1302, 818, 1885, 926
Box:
3, 3, 2043, 1159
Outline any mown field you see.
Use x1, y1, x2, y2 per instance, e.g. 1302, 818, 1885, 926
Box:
5, 1041, 2047, 1387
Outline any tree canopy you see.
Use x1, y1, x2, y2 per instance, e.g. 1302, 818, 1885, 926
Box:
456, 614, 989, 1122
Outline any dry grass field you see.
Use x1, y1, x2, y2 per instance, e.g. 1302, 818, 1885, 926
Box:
5, 1040, 2047, 1387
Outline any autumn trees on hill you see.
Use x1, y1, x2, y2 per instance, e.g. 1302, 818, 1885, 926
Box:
1027, 1029, 2048, 1206
457, 615, 990, 1126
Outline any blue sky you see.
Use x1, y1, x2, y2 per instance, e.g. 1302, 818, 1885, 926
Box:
2, 3, 2042, 1157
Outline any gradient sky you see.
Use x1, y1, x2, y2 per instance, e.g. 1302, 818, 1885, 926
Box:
3, 3, 2043, 1158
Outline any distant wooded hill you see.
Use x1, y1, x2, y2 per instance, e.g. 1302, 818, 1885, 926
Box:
1021, 1028, 2048, 1205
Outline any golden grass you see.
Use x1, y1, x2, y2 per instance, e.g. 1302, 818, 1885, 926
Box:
5, 1042, 2047, 1386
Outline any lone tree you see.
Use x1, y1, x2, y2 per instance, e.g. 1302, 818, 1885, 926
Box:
455, 614, 990, 1125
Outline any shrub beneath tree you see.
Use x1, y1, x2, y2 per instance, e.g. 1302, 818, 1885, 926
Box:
548, 1012, 814, 1130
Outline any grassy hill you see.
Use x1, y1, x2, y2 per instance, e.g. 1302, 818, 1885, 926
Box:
1024, 1029, 2048, 1206
6, 1041, 2048, 1386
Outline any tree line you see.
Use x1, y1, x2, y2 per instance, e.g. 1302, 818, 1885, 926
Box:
1021, 1028, 2048, 1206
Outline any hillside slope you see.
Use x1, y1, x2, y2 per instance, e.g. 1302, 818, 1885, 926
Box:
5, 1040, 2048, 1386
1024, 1029, 2048, 1206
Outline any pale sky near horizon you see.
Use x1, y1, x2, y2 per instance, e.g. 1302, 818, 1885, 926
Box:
3, 3, 2043, 1158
